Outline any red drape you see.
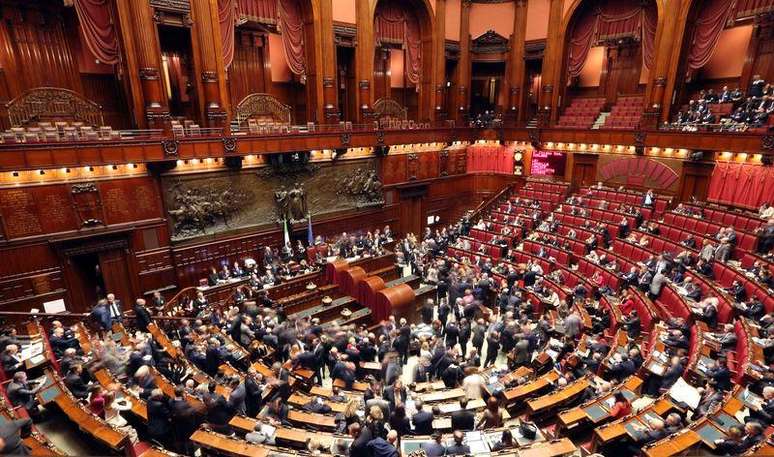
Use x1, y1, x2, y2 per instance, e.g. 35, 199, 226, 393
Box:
278, 0, 307, 79
237, 0, 278, 22
73, 0, 119, 65
735, 0, 774, 17
685, 0, 735, 70
375, 3, 422, 85
567, 0, 657, 77
466, 145, 515, 174
219, 0, 237, 70
708, 162, 774, 209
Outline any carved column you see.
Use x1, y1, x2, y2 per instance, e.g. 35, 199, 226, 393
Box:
123, 0, 168, 128
190, 0, 229, 129
506, 0, 527, 125
434, 0, 446, 121
539, 0, 564, 127
355, 0, 375, 122
644, 0, 681, 126
455, 0, 472, 122
320, 0, 340, 123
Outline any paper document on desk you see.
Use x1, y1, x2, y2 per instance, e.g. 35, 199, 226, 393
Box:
668, 377, 700, 409
21, 341, 43, 360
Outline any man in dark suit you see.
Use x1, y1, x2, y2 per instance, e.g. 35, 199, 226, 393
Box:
90, 299, 112, 331
6, 372, 41, 417
706, 359, 732, 391
411, 400, 434, 435
348, 422, 372, 457
450, 398, 475, 431
133, 298, 153, 332
105, 293, 123, 323
170, 386, 200, 454
421, 299, 434, 325
147, 389, 172, 447
660, 357, 685, 392
64, 364, 89, 399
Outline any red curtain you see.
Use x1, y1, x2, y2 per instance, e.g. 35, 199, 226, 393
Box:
708, 162, 774, 209
237, 0, 278, 22
567, 0, 657, 78
466, 145, 515, 174
735, 0, 774, 17
685, 0, 735, 70
278, 0, 307, 79
375, 2, 422, 85
219, 0, 237, 70
73, 0, 119, 65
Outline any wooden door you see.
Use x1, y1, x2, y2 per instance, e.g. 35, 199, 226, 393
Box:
98, 249, 135, 305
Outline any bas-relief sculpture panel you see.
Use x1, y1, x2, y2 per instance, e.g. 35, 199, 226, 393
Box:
162, 159, 384, 241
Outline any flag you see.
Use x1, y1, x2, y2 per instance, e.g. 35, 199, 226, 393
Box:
307, 213, 313, 245
283, 218, 290, 246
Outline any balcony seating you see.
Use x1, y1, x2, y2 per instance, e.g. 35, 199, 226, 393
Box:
602, 96, 644, 130
557, 97, 606, 129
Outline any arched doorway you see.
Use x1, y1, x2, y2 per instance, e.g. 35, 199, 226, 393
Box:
370, 0, 435, 121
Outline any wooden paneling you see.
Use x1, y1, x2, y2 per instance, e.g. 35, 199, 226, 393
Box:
81, 74, 131, 129
0, 4, 82, 94
228, 31, 270, 108
0, 177, 162, 240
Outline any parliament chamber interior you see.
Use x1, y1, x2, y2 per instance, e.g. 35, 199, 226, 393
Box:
1, 0, 774, 456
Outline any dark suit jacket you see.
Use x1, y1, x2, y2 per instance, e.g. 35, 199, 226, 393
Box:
349, 427, 373, 457
412, 410, 434, 435
451, 409, 475, 431
147, 398, 172, 438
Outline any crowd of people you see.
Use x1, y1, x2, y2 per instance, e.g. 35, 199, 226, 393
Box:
669, 76, 773, 132
1, 189, 773, 456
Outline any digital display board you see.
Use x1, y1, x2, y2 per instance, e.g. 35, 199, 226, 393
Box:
530, 150, 567, 176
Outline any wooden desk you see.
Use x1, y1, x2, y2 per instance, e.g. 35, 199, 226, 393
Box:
287, 392, 347, 413
642, 429, 701, 457
503, 371, 560, 404
93, 368, 148, 421
38, 370, 129, 450
413, 380, 446, 392
331, 379, 369, 392
0, 397, 63, 456
287, 409, 337, 431
147, 366, 205, 410
527, 378, 590, 416
420, 388, 465, 403
557, 376, 643, 429
190, 429, 270, 457
229, 415, 259, 434
517, 438, 577, 457
359, 361, 382, 376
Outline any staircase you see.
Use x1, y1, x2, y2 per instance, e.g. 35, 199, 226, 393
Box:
592, 112, 610, 129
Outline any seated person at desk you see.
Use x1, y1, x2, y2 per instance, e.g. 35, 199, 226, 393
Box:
262, 396, 290, 426
421, 432, 447, 456
1, 344, 23, 374
713, 424, 745, 455
627, 417, 668, 453
691, 297, 719, 328
739, 295, 766, 321
663, 329, 689, 351
447, 430, 471, 455
707, 324, 737, 350
694, 381, 724, 418
680, 277, 702, 301
50, 326, 80, 358
745, 386, 774, 425
609, 392, 632, 419
6, 372, 43, 419
64, 364, 90, 399
725, 280, 747, 303
705, 358, 732, 391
